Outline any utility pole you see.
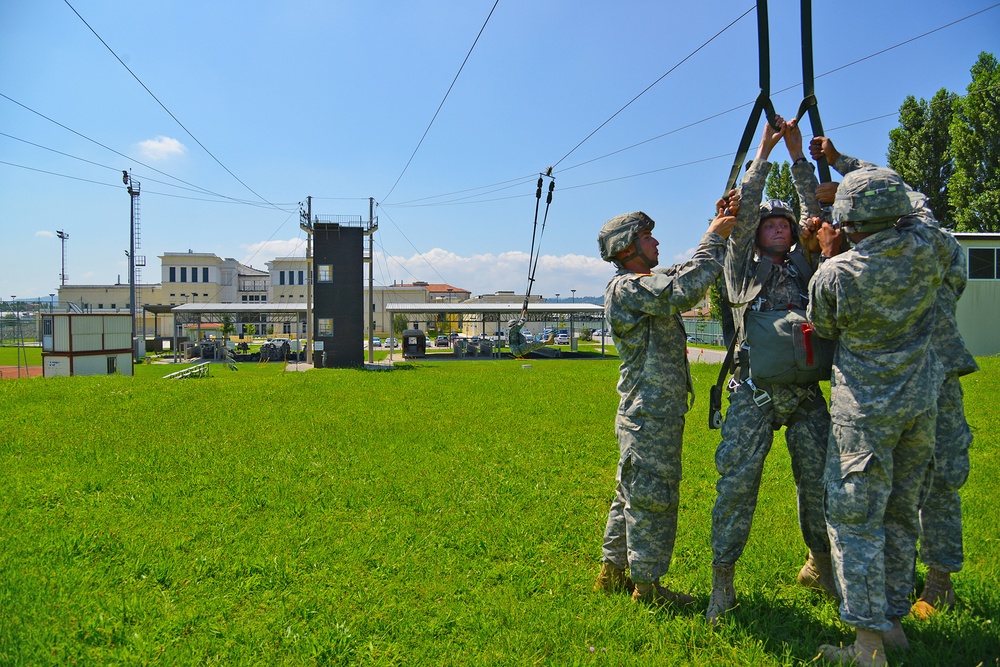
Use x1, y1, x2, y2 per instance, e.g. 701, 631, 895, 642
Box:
56, 229, 69, 285
299, 197, 314, 365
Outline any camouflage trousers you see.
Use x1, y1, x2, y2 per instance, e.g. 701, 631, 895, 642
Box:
601, 413, 684, 584
919, 376, 973, 572
711, 381, 831, 566
825, 408, 936, 632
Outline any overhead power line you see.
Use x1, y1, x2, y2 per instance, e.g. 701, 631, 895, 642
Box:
380, 0, 500, 204
550, 5, 755, 171
63, 0, 283, 212
0, 92, 276, 206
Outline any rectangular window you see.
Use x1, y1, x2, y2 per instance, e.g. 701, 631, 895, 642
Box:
318, 318, 334, 335
318, 264, 333, 282
107, 356, 117, 374
969, 247, 998, 279
279, 271, 285, 286
169, 267, 176, 282
98, 303, 104, 309
192, 267, 199, 283
111, 304, 116, 309
298, 270, 304, 285
203, 267, 209, 283
180, 267, 187, 282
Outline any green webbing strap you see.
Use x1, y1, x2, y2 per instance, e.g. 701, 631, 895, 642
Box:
793, 0, 832, 184
723, 0, 778, 195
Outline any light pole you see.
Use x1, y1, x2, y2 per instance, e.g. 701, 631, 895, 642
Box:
56, 230, 69, 285
49, 293, 55, 312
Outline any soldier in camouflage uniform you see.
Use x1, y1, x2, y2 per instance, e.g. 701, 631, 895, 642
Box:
810, 138, 979, 623
593, 200, 737, 606
706, 118, 835, 625
507, 310, 554, 358
807, 164, 961, 666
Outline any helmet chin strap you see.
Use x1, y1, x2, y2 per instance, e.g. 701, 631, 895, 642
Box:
617, 243, 657, 270
758, 243, 790, 259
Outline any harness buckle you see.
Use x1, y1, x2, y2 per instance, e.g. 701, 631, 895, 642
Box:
744, 377, 772, 407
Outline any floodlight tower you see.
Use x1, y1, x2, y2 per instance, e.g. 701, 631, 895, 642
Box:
123, 170, 141, 359
56, 229, 69, 285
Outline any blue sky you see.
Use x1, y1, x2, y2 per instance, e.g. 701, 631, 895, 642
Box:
2, 1, 997, 303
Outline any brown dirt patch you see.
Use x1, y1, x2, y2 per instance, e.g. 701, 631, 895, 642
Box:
0, 365, 43, 379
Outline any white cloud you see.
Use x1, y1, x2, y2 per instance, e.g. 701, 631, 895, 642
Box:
380, 248, 613, 299
36, 230, 55, 238
241, 238, 307, 269
239, 239, 616, 299
135, 136, 187, 161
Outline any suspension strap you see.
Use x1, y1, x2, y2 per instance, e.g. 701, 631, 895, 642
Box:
723, 0, 778, 194
523, 168, 555, 311
793, 0, 831, 183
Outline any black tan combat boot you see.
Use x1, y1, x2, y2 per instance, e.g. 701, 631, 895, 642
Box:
706, 564, 736, 625
593, 561, 634, 594
911, 568, 955, 620
632, 581, 696, 608
819, 628, 887, 667
882, 617, 909, 650
798, 550, 839, 599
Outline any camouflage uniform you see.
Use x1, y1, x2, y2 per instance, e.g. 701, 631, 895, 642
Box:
601, 230, 727, 584
832, 154, 978, 574
508, 316, 546, 358
808, 182, 959, 631
711, 157, 831, 568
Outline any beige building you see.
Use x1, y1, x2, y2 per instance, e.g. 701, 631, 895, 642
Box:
955, 233, 1000, 357
56, 252, 474, 343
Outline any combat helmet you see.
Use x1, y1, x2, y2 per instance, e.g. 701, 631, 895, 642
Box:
758, 198, 799, 245
833, 165, 913, 232
598, 211, 655, 268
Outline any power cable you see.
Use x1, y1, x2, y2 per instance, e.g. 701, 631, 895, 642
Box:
0, 129, 298, 209
380, 0, 500, 203
0, 92, 271, 206
63, 0, 283, 211
549, 5, 755, 171
374, 206, 450, 285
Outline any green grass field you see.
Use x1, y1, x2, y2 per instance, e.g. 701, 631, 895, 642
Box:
1, 356, 997, 665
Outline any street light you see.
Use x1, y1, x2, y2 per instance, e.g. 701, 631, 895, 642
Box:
49, 293, 55, 312
571, 289, 576, 303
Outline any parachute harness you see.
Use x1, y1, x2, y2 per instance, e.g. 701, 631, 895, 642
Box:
710, 0, 832, 429
523, 167, 555, 312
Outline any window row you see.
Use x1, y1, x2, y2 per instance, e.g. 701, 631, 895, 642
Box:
278, 270, 306, 286
969, 248, 1000, 280
168, 267, 210, 283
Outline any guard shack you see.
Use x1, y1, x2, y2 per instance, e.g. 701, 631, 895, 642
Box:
41, 313, 134, 377
401, 329, 426, 359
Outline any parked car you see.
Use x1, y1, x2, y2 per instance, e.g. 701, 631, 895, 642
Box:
435, 335, 449, 347
522, 332, 534, 343
384, 337, 398, 348
371, 336, 382, 347
554, 333, 570, 345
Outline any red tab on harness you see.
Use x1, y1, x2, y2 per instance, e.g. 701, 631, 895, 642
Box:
801, 322, 816, 367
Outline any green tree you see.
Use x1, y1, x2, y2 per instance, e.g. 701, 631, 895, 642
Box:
887, 88, 957, 225
708, 277, 725, 322
244, 323, 257, 339
392, 313, 408, 336
765, 162, 800, 219
949, 52, 1000, 232
221, 314, 235, 341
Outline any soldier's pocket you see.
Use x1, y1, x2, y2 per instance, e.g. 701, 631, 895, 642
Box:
824, 423, 876, 526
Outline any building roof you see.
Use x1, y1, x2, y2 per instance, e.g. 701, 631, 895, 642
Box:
386, 302, 603, 316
